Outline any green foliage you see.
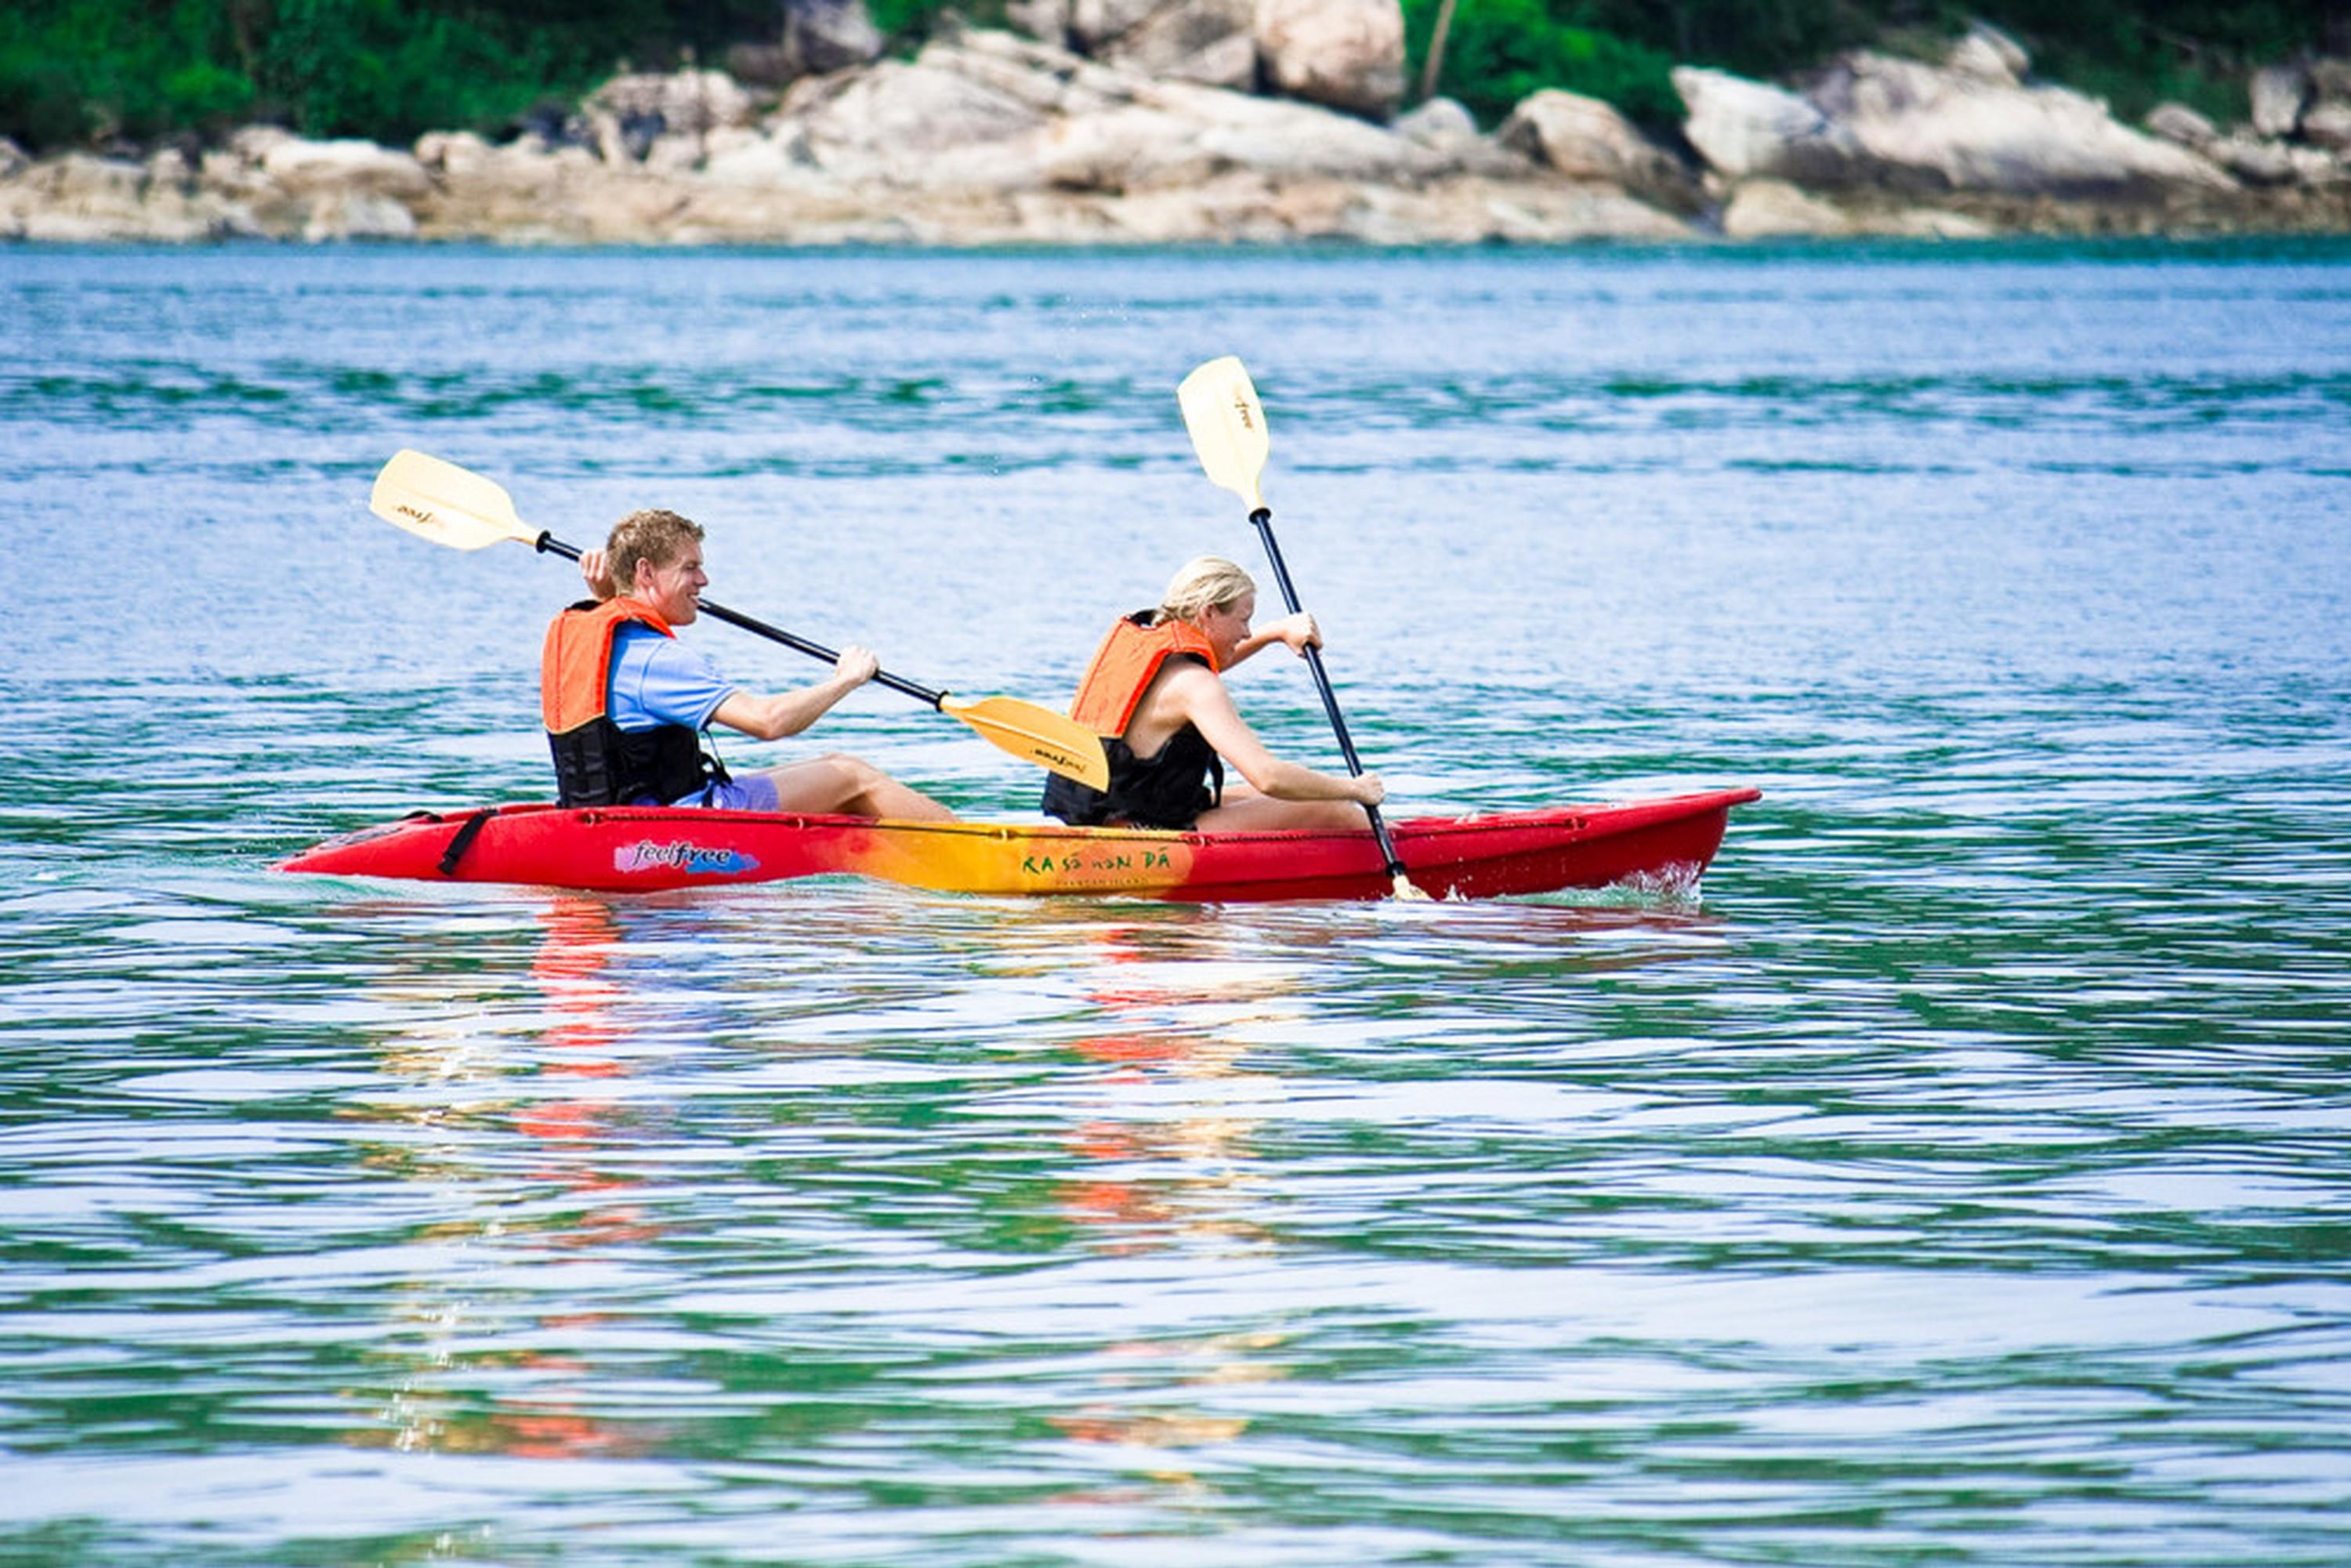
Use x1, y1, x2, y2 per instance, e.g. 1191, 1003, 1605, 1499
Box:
0, 0, 773, 150
0, 51, 92, 147
1403, 0, 1683, 128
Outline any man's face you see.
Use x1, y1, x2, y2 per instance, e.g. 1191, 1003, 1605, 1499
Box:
636, 542, 707, 625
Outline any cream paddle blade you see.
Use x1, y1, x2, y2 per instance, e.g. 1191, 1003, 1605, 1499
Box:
1177, 355, 1270, 514
370, 448, 542, 550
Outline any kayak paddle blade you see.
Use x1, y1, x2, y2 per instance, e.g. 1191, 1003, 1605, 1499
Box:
1178, 356, 1270, 513
371, 449, 542, 551
939, 695, 1110, 791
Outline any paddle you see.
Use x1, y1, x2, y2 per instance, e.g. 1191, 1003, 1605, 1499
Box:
368, 449, 1109, 790
1176, 357, 1422, 900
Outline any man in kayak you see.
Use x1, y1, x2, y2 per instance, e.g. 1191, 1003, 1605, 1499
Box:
547, 508, 956, 820
1042, 556, 1384, 832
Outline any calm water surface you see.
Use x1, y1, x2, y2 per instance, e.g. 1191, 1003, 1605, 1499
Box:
3, 241, 2349, 1564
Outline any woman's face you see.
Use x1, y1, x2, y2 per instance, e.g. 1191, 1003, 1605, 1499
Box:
1196, 591, 1255, 665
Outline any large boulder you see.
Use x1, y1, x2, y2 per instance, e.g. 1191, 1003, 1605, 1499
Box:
1720, 177, 1851, 237
586, 70, 759, 142
1006, 0, 1072, 45
1817, 50, 2234, 196
2144, 101, 2219, 150
1673, 66, 1871, 186
0, 148, 262, 241
763, 32, 1441, 191
1497, 89, 1697, 208
2208, 133, 2300, 186
2302, 96, 2351, 152
783, 0, 885, 75
5, 153, 147, 240
1090, 0, 1256, 89
773, 51, 1055, 185
1681, 45, 2235, 201
1392, 96, 1478, 151
258, 136, 432, 198
302, 191, 419, 241
2250, 63, 2309, 139
1943, 21, 2030, 86
1255, 0, 1405, 120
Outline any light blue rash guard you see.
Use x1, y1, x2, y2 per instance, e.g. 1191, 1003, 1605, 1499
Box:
605, 625, 780, 810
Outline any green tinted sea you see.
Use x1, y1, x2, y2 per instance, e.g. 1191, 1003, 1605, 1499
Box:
3, 241, 2349, 1565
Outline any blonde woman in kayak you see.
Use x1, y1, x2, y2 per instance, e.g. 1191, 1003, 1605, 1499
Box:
1041, 556, 1385, 832
550, 509, 955, 821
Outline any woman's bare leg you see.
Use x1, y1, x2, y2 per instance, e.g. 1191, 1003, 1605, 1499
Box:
755, 754, 958, 821
1193, 790, 1374, 833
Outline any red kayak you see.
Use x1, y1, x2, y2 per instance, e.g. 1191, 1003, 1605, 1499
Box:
277, 788, 1760, 901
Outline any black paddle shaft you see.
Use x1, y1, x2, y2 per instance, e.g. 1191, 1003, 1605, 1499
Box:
1248, 508, 1407, 880
534, 532, 947, 708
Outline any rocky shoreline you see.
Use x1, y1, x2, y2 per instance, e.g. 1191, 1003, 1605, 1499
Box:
6, 9, 2351, 246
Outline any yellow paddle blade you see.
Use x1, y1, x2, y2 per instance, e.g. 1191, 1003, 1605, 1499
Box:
939, 695, 1110, 790
1177, 356, 1270, 512
370, 449, 541, 551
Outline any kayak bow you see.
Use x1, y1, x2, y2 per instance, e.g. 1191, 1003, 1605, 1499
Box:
277, 788, 1762, 902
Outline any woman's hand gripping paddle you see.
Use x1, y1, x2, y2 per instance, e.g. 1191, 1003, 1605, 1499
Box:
368, 450, 1109, 791
1176, 358, 1425, 900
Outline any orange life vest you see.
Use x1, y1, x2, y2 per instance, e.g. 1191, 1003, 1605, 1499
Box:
1067, 614, 1222, 737
542, 596, 675, 733
1041, 612, 1226, 829
539, 597, 724, 806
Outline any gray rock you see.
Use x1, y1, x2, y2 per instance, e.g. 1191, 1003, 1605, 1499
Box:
723, 44, 796, 88
777, 52, 1053, 184
1256, 0, 1405, 120
783, 0, 885, 76
1498, 89, 1697, 208
1945, 22, 2030, 86
2250, 64, 2309, 139
1069, 0, 1161, 51
414, 131, 495, 176
1393, 96, 1479, 150
2209, 134, 2298, 186
1673, 66, 1871, 186
1095, 0, 1256, 91
1005, 0, 1071, 44
2302, 98, 2351, 152
586, 71, 758, 137
1806, 50, 2234, 197
304, 190, 418, 241
2287, 143, 2349, 184
2144, 102, 2218, 148
259, 136, 432, 199
1721, 177, 1850, 237
2309, 58, 2351, 101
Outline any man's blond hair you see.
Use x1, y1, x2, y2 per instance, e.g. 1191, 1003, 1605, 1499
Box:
607, 509, 705, 597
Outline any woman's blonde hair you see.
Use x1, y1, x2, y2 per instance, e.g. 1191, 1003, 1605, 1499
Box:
1155, 556, 1255, 626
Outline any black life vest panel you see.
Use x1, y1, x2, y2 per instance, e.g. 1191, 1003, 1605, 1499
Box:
541, 597, 732, 808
